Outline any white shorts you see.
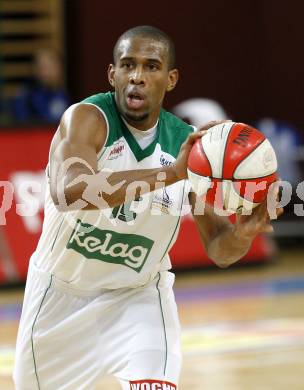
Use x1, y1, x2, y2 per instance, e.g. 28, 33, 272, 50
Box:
13, 261, 181, 390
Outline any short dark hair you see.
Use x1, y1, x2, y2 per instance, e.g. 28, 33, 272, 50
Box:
113, 25, 176, 69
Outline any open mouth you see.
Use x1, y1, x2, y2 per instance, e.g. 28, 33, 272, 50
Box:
126, 91, 145, 110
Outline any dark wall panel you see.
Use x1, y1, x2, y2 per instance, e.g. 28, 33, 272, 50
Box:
65, 0, 304, 129
259, 1, 304, 127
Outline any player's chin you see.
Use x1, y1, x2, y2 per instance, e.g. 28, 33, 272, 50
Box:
124, 110, 149, 122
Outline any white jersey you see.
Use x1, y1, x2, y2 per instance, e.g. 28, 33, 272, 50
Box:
33, 92, 194, 290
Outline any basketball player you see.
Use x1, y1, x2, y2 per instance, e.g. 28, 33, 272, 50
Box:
13, 26, 282, 390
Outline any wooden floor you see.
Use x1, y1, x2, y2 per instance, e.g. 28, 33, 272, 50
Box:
1, 249, 304, 389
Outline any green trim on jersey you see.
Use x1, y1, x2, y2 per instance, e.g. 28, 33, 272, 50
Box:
156, 272, 168, 376
31, 276, 53, 390
82, 92, 122, 147
158, 109, 193, 158
82, 92, 193, 161
119, 115, 160, 161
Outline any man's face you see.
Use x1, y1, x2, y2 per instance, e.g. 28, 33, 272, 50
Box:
108, 36, 178, 130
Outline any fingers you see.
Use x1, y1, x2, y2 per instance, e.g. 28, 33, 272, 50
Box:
277, 207, 284, 217
247, 204, 279, 235
185, 130, 207, 145
256, 198, 268, 214
267, 181, 284, 220
198, 119, 232, 132
237, 202, 274, 237
186, 119, 232, 146
253, 181, 284, 222
249, 200, 268, 225
258, 202, 283, 234
261, 224, 274, 234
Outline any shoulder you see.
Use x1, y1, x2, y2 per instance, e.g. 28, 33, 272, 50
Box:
158, 109, 194, 158
82, 92, 115, 113
81, 92, 114, 125
62, 102, 106, 126
59, 102, 107, 151
82, 92, 123, 147
161, 109, 195, 136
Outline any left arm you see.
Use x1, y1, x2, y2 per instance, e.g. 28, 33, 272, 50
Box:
189, 190, 283, 268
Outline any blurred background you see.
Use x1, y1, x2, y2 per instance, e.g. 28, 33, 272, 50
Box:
0, 1, 303, 389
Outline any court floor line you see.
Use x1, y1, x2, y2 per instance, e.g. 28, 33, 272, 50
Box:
175, 275, 304, 302
186, 347, 304, 367
1, 275, 304, 321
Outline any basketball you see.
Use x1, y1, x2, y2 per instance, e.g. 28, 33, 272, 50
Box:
187, 122, 278, 214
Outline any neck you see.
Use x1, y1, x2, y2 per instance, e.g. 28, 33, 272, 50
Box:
122, 116, 158, 132
124, 116, 158, 131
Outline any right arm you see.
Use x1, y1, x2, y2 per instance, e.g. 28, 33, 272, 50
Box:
50, 104, 206, 211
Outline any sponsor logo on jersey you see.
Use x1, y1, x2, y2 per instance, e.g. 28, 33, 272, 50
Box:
108, 140, 125, 160
151, 187, 173, 214
129, 379, 176, 390
67, 220, 153, 272
159, 154, 173, 167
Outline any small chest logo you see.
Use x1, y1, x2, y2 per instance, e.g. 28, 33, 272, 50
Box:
160, 154, 173, 167
151, 187, 173, 214
108, 140, 125, 160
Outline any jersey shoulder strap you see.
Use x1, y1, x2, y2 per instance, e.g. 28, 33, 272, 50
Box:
158, 109, 194, 158
82, 92, 194, 155
82, 92, 123, 147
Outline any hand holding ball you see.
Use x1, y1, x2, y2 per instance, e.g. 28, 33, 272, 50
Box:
187, 122, 278, 214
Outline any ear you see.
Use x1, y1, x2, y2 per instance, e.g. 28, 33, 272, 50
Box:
166, 69, 179, 92
108, 64, 115, 88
